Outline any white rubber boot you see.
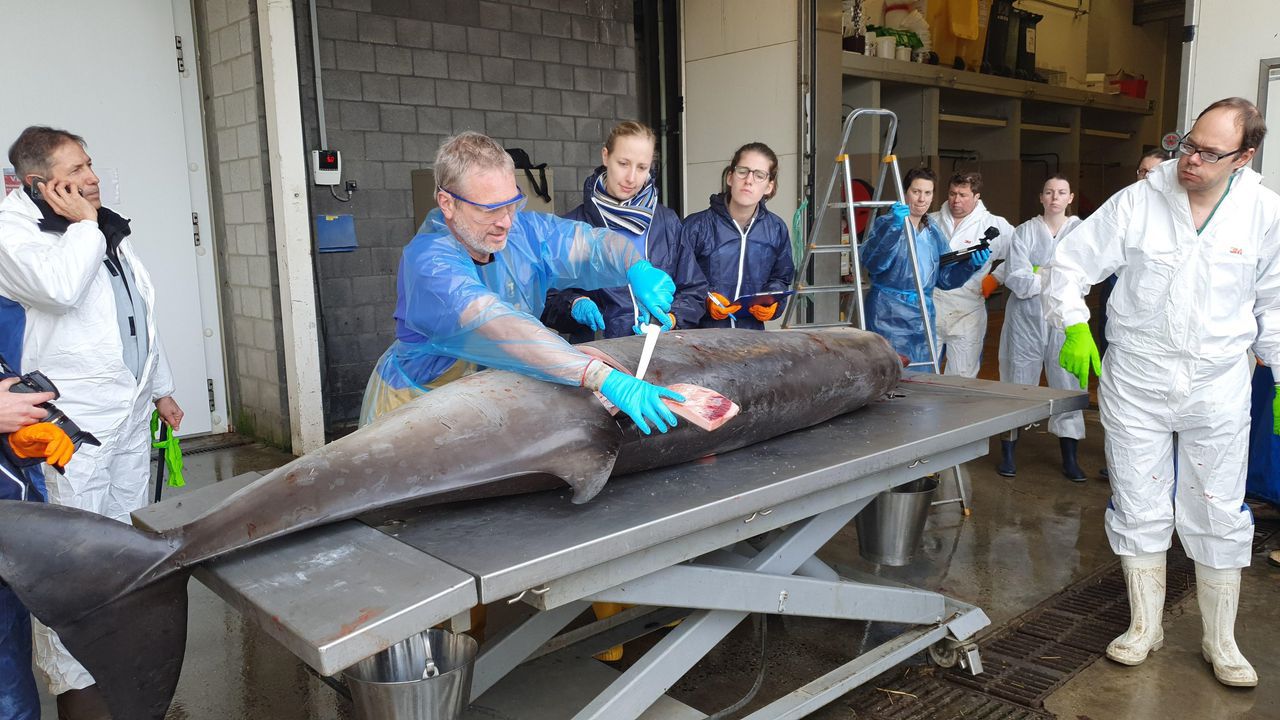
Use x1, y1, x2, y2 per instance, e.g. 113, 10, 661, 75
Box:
1196, 563, 1258, 687
1106, 552, 1166, 665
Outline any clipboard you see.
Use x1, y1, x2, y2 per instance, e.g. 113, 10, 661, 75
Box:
730, 290, 795, 310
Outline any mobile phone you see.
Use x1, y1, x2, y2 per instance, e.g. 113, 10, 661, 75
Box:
27, 175, 47, 201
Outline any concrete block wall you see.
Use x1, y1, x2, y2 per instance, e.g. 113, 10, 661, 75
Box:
196, 0, 292, 447
296, 0, 639, 428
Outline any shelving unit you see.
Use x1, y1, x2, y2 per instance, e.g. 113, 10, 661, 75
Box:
838, 51, 1154, 223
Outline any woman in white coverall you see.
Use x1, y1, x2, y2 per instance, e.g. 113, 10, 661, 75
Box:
1045, 98, 1280, 688
994, 175, 1085, 480
930, 171, 1014, 377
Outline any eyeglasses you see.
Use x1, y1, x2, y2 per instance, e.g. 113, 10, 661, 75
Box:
439, 187, 527, 224
1177, 140, 1244, 164
731, 166, 772, 183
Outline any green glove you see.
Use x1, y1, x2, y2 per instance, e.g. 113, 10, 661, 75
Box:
1273, 385, 1280, 436
1032, 265, 1040, 273
150, 410, 186, 488
1059, 322, 1101, 390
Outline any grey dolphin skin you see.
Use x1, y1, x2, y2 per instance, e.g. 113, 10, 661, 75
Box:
0, 327, 901, 719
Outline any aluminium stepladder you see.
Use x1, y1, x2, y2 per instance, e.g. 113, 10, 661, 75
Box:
783, 108, 972, 516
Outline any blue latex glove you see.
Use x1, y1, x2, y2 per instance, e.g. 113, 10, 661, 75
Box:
627, 261, 676, 330
570, 297, 605, 332
633, 313, 676, 336
970, 248, 991, 267
599, 370, 685, 435
889, 202, 909, 229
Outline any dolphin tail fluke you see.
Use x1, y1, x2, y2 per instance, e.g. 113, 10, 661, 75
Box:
0, 500, 188, 719
58, 571, 190, 719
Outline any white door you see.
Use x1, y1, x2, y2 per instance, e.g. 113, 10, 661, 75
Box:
0, 0, 228, 436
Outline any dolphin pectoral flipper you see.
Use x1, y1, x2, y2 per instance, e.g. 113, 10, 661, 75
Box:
550, 435, 620, 505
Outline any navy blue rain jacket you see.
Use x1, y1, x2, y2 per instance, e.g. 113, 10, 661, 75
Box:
0, 351, 41, 720
543, 168, 708, 339
682, 193, 794, 331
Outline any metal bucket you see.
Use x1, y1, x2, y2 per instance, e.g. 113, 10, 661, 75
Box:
342, 629, 478, 720
854, 476, 937, 566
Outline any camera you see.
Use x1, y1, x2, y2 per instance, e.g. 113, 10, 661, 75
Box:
4, 367, 101, 459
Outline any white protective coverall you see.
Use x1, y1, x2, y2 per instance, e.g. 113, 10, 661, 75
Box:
995, 215, 1084, 439
930, 201, 1014, 377
1044, 161, 1280, 569
0, 188, 175, 694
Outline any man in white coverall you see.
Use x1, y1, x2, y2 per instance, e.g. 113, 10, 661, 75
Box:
1046, 98, 1280, 688
930, 171, 1014, 377
0, 126, 184, 718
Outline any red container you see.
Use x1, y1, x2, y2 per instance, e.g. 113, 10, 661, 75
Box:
1113, 78, 1148, 99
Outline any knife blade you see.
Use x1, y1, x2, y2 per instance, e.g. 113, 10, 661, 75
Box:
634, 323, 661, 381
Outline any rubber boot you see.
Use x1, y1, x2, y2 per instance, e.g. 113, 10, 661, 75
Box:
56, 685, 112, 720
1060, 437, 1086, 482
592, 602, 626, 661
996, 439, 1017, 477
1106, 552, 1166, 665
1196, 563, 1258, 686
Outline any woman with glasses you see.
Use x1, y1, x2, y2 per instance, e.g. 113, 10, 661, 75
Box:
542, 121, 707, 339
861, 167, 986, 368
360, 132, 685, 439
682, 142, 795, 330
992, 174, 1085, 480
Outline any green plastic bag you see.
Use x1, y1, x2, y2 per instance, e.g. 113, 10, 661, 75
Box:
150, 410, 185, 488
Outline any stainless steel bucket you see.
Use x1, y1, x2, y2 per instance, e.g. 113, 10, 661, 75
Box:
342, 629, 478, 720
854, 476, 937, 566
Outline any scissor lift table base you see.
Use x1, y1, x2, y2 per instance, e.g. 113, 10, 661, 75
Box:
132, 376, 1084, 719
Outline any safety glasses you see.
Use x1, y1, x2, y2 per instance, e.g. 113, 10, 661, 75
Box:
1177, 140, 1244, 164
439, 187, 527, 224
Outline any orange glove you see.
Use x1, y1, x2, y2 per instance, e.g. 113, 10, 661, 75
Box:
9, 422, 75, 469
749, 302, 778, 322
707, 292, 741, 321
980, 274, 998, 299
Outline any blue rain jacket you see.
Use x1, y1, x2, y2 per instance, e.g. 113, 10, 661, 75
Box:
861, 214, 976, 365
1247, 364, 1280, 506
373, 209, 643, 391
682, 193, 794, 330
0, 306, 44, 500
0, 359, 40, 720
543, 169, 707, 338
0, 298, 22, 373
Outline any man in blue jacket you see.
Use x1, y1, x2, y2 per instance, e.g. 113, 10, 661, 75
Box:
0, 351, 70, 720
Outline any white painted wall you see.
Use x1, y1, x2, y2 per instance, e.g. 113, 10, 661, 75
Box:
1182, 0, 1280, 193
1183, 0, 1280, 120
681, 0, 800, 225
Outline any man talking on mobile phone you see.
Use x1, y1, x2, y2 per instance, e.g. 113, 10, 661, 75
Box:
0, 125, 183, 719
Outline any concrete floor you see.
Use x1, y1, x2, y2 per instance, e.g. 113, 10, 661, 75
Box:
35, 413, 1280, 718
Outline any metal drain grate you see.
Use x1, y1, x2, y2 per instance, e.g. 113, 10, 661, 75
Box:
1252, 518, 1280, 553
1164, 550, 1197, 608
840, 671, 1053, 720
843, 532, 1233, 716
938, 542, 1200, 710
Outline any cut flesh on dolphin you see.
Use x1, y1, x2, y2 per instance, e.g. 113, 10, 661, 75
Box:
0, 327, 902, 719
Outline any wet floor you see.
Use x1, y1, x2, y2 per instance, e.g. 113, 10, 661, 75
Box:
35, 414, 1280, 718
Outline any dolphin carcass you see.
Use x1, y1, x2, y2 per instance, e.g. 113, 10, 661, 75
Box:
0, 327, 901, 719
